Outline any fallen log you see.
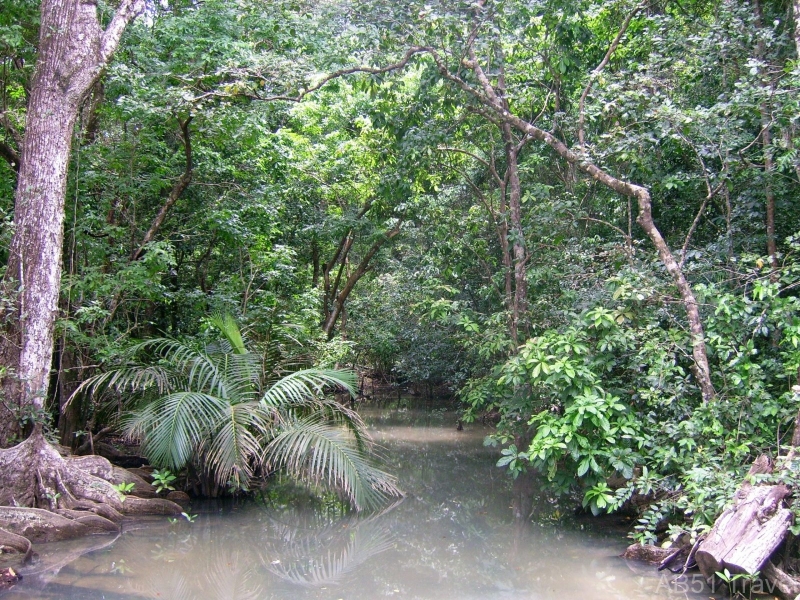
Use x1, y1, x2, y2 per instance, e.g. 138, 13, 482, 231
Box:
695, 456, 792, 580
629, 398, 800, 598
763, 561, 800, 598
696, 489, 792, 577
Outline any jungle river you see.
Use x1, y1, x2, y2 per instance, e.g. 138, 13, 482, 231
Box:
2, 408, 706, 599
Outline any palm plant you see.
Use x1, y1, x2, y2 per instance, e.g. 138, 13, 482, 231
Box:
75, 314, 401, 510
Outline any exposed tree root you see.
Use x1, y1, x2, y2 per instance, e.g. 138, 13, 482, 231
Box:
67, 455, 158, 498
0, 507, 95, 543
763, 561, 800, 598
0, 432, 182, 555
122, 496, 184, 515
5, 532, 119, 593
0, 528, 32, 561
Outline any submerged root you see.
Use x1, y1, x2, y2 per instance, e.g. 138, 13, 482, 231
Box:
0, 527, 32, 562
0, 433, 182, 554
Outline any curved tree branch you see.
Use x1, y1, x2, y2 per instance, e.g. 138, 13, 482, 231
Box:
0, 140, 20, 172
419, 43, 715, 401
131, 116, 193, 261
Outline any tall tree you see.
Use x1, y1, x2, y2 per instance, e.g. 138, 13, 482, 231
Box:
411, 0, 716, 402
0, 0, 144, 446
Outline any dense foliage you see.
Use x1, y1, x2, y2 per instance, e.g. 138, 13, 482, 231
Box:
2, 0, 800, 537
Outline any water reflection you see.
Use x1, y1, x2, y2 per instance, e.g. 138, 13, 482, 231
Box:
260, 498, 400, 588
2, 409, 705, 599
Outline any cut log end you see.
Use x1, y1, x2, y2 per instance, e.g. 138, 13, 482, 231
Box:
696, 485, 792, 579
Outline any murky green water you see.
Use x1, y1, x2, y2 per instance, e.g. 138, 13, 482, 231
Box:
3, 409, 703, 599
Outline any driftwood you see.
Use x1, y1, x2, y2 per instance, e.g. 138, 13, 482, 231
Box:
696, 456, 792, 579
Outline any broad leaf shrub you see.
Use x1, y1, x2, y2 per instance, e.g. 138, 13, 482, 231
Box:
479, 250, 800, 543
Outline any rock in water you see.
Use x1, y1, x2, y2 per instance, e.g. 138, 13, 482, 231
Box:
0, 567, 22, 591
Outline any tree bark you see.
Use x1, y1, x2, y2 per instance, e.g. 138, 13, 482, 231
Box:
498, 50, 528, 347
754, 0, 779, 278
794, 0, 800, 59
0, 0, 145, 446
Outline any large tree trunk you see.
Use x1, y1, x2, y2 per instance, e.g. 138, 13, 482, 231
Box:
754, 0, 779, 279
0, 0, 144, 447
497, 48, 528, 348
0, 96, 78, 443
0, 0, 176, 557
795, 0, 800, 58
504, 132, 527, 346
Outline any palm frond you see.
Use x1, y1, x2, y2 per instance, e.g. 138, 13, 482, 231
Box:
133, 337, 258, 403
260, 369, 356, 408
264, 417, 402, 511
208, 352, 262, 402
69, 364, 176, 405
124, 391, 228, 470
292, 395, 371, 452
209, 312, 248, 355
73, 337, 231, 401
201, 401, 269, 489
78, 315, 399, 509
